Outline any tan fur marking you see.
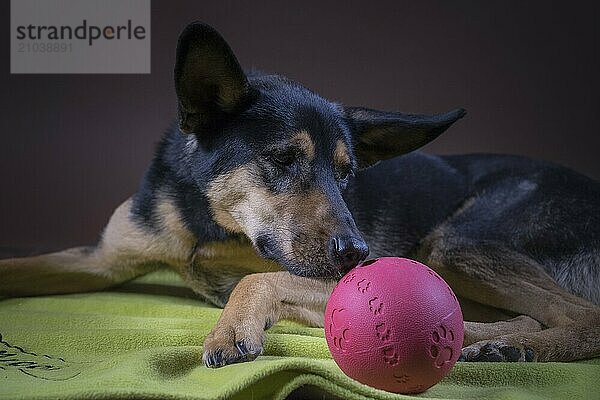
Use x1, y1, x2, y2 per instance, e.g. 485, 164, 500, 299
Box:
207, 164, 341, 271
291, 130, 315, 162
206, 164, 274, 237
207, 165, 336, 241
0, 197, 195, 297
100, 197, 195, 269
278, 189, 337, 261
196, 239, 281, 273
334, 140, 350, 169
463, 316, 543, 346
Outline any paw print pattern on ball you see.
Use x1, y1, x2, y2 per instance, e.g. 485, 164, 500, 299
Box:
368, 297, 384, 315
357, 278, 371, 293
324, 257, 464, 394
393, 372, 410, 384
329, 308, 351, 352
342, 272, 356, 284
430, 325, 455, 368
375, 322, 391, 341
382, 346, 400, 366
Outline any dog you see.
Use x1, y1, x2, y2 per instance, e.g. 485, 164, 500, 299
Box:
1, 22, 599, 368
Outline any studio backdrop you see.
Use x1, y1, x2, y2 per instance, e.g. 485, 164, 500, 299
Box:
1, 0, 599, 252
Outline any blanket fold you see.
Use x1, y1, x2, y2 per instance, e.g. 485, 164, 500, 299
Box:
0, 270, 597, 400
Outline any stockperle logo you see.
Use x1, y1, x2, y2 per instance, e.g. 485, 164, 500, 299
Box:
11, 0, 150, 74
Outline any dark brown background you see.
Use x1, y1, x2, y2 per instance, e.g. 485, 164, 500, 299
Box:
1, 0, 599, 252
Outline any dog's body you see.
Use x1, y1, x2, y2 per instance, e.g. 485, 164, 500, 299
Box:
1, 23, 599, 367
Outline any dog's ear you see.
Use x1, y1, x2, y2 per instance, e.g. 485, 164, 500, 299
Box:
174, 22, 250, 134
345, 107, 466, 168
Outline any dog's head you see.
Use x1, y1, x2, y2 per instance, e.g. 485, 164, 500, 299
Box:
174, 23, 464, 278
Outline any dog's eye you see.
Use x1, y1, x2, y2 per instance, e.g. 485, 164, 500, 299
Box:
336, 169, 354, 189
269, 152, 296, 169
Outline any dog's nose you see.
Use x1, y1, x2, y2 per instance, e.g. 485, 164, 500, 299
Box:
329, 236, 369, 272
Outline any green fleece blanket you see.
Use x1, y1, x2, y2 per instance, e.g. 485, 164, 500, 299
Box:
0, 270, 598, 400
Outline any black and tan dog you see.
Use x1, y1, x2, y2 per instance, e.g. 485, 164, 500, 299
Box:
1, 23, 599, 367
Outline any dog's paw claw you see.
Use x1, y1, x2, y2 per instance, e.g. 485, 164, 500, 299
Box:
524, 348, 535, 362
202, 326, 264, 368
234, 340, 248, 356
461, 340, 536, 362
204, 349, 224, 368
233, 339, 262, 361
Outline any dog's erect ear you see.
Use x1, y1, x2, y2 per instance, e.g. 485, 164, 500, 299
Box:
345, 107, 466, 168
174, 22, 250, 134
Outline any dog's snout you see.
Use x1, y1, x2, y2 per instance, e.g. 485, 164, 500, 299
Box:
329, 236, 369, 272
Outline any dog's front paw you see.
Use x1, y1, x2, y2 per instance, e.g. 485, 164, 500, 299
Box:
202, 318, 265, 368
459, 339, 536, 362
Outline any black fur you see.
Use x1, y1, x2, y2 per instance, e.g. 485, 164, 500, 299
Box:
348, 152, 600, 303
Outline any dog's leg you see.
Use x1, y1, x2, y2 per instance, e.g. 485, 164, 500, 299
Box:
463, 316, 544, 346
421, 231, 600, 362
0, 246, 151, 297
461, 317, 600, 362
202, 271, 335, 368
0, 198, 195, 298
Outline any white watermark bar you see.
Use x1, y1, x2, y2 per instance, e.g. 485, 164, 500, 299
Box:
11, 0, 151, 74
